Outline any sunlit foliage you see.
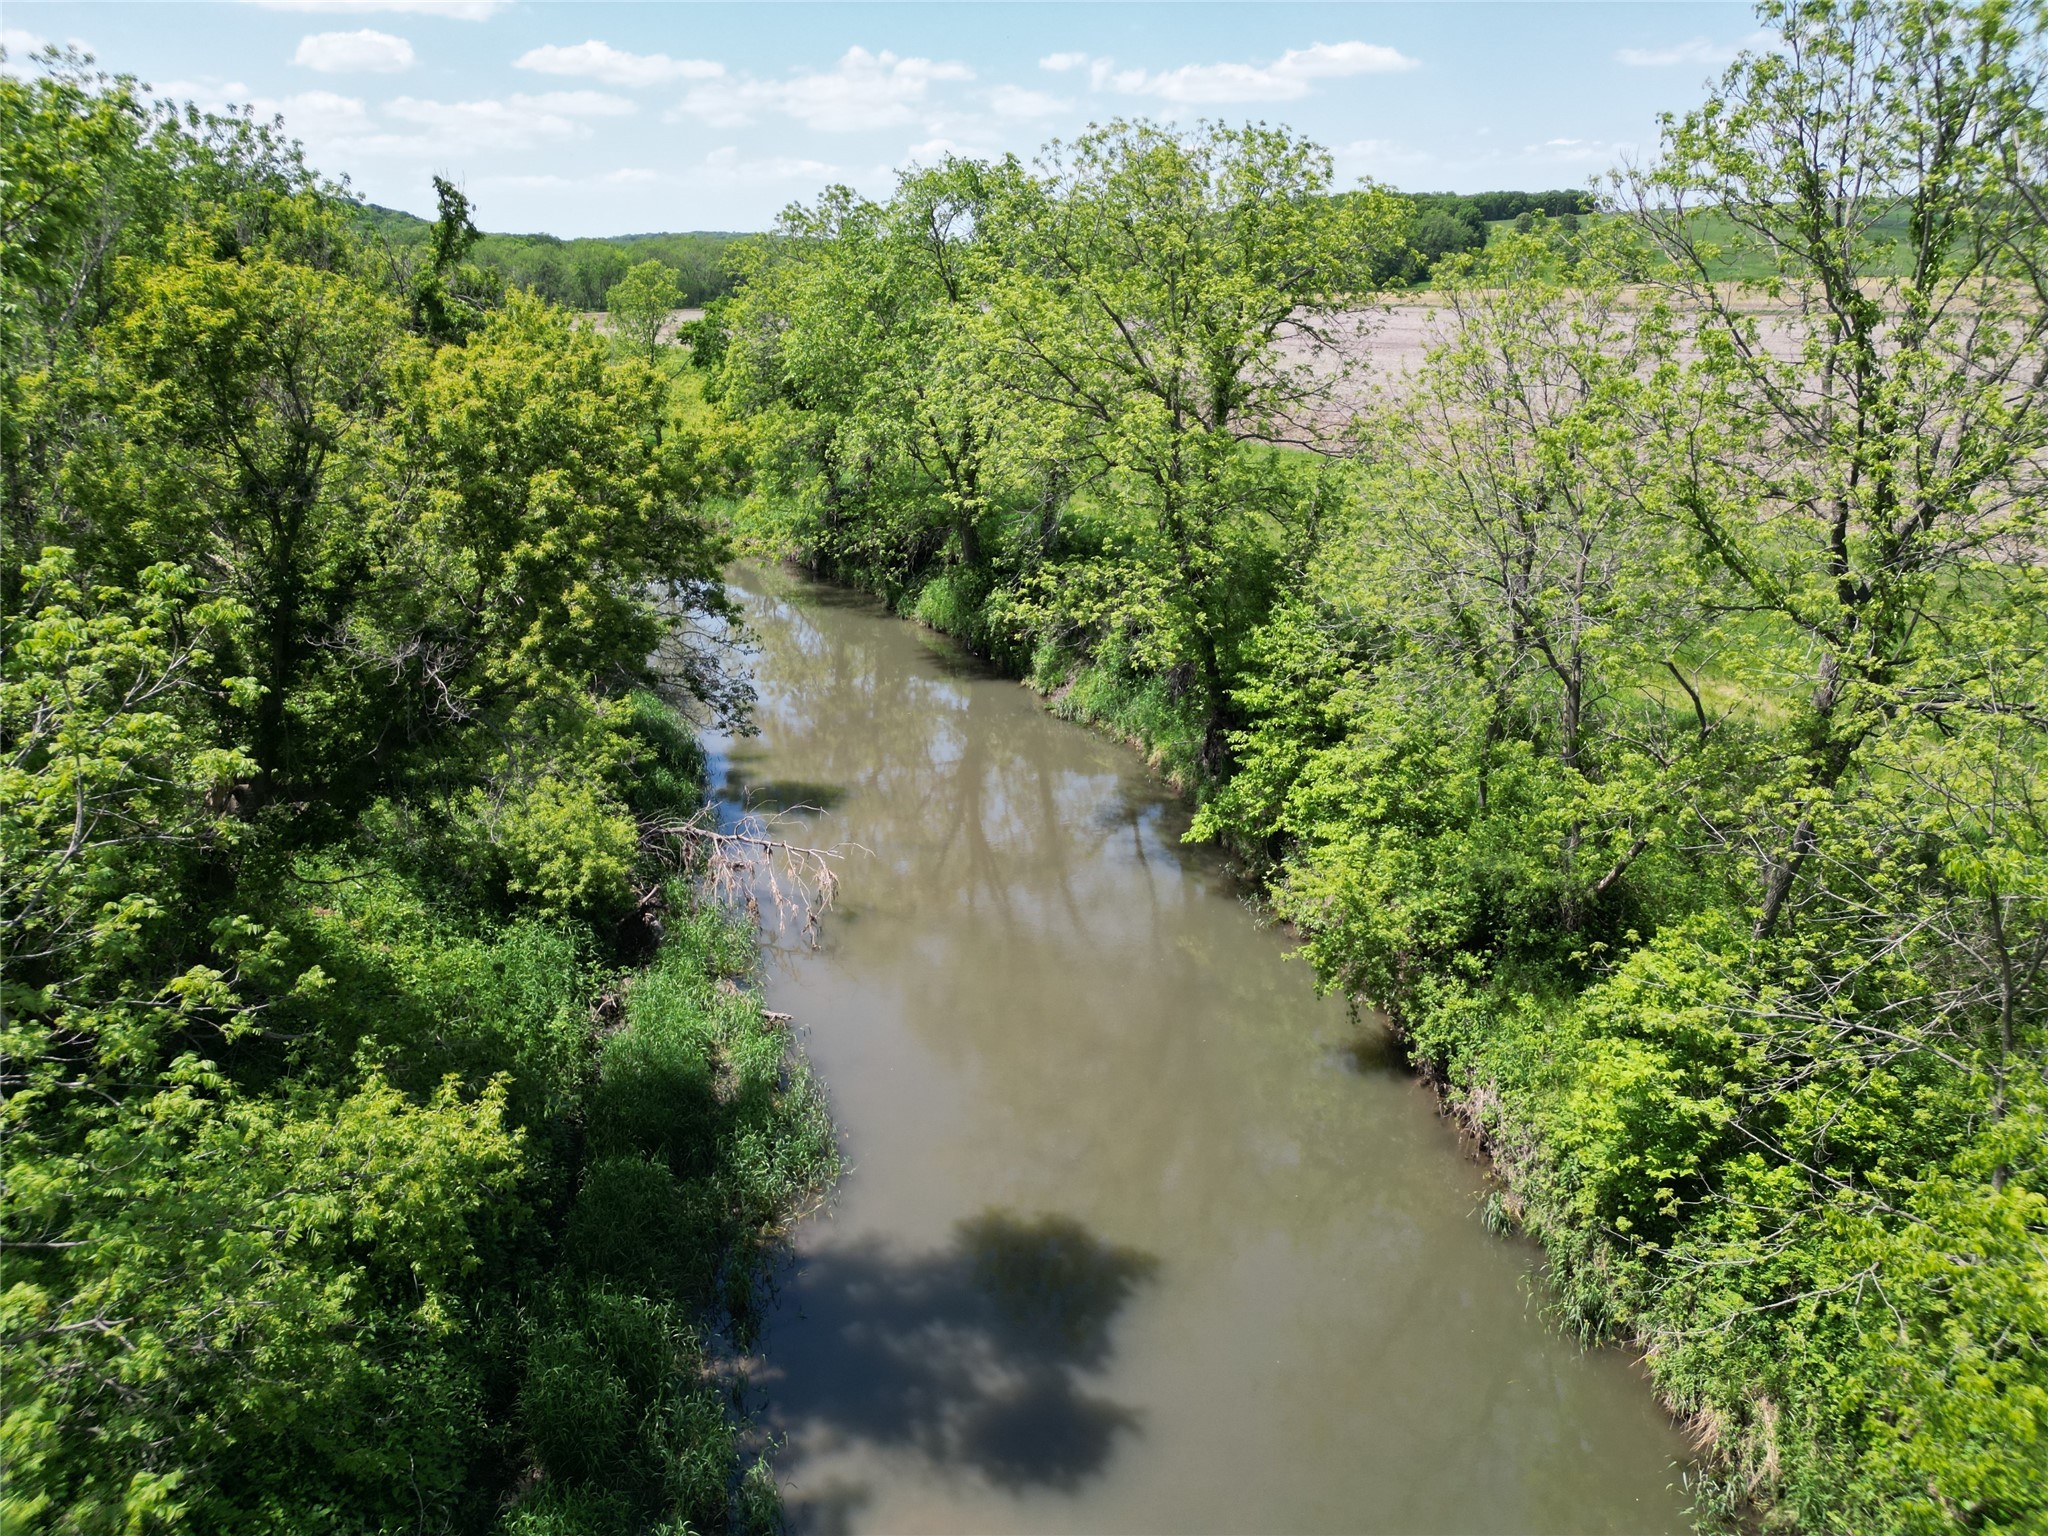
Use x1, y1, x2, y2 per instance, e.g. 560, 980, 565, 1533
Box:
2, 51, 830, 1534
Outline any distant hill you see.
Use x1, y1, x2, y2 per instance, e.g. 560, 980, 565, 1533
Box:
351, 203, 745, 309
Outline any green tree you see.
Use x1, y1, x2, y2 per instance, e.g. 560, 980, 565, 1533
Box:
1623, 0, 2048, 941
1186, 4, 2047, 1522
982, 120, 1403, 771
3, 57, 829, 1534
716, 159, 1052, 597
715, 186, 926, 579
408, 175, 500, 343
2, 56, 347, 601
81, 246, 400, 807
1205, 227, 1714, 946
605, 257, 683, 358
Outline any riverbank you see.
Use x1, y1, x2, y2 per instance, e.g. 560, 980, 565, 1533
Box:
303, 834, 839, 1536
0, 74, 847, 1531
698, 73, 2044, 1531
744, 543, 1933, 1533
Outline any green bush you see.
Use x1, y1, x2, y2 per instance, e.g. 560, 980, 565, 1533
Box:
501, 1484, 639, 1536
493, 776, 642, 918
622, 688, 708, 821
913, 566, 990, 644
2, 61, 833, 1535
588, 1007, 722, 1174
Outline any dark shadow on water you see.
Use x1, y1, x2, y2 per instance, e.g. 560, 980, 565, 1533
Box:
913, 635, 1009, 683
712, 766, 849, 816
956, 1211, 1157, 1364
792, 584, 891, 613
1330, 1026, 1403, 1075
772, 1211, 1158, 1523
780, 1480, 872, 1536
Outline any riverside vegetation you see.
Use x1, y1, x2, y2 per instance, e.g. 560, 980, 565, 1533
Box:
2, 52, 835, 1535
701, 0, 2048, 1529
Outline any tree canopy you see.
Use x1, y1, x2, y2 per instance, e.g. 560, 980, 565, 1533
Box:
2, 53, 830, 1535
353, 201, 742, 311
8, 0, 2045, 1526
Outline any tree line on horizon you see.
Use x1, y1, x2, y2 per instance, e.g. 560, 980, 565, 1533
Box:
353, 183, 1597, 314
352, 201, 745, 311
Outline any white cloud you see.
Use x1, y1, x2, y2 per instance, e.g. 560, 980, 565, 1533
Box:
192, 85, 438, 169
143, 75, 613, 168
146, 75, 253, 105
1520, 135, 1631, 165
3, 26, 95, 71
293, 29, 414, 73
509, 89, 636, 117
1074, 40, 1418, 105
672, 47, 974, 132
383, 94, 588, 149
904, 136, 972, 165
1274, 41, 1419, 79
514, 40, 722, 89
1101, 61, 1290, 104
155, 79, 371, 134
602, 167, 660, 185
1039, 51, 1089, 72
697, 145, 842, 184
275, 87, 373, 130
249, 0, 504, 18
1615, 35, 1755, 68
989, 84, 1069, 119
1337, 137, 1438, 172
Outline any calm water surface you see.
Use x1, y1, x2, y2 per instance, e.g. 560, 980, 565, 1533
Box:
707, 566, 1690, 1535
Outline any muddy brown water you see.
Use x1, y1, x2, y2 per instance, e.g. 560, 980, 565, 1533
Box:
706, 564, 1691, 1535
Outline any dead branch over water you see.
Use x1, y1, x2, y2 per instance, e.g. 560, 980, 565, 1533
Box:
643, 804, 854, 946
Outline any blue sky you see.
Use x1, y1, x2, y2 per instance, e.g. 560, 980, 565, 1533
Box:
7, 2, 1759, 236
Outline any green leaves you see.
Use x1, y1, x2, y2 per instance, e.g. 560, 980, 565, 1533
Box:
1176, 6, 2048, 1526
714, 124, 1407, 772
716, 162, 1028, 586
4, 63, 806, 1534
972, 123, 1403, 769
2, 1063, 523, 1532
2, 551, 254, 1073
605, 257, 683, 359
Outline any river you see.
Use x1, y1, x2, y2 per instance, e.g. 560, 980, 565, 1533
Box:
705, 564, 1692, 1535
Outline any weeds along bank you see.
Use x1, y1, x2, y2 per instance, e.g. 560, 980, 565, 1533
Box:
703, 2, 2048, 1528
2, 62, 833, 1534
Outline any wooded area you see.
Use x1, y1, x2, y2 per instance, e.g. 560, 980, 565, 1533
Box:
2, 56, 831, 1534
353, 201, 742, 311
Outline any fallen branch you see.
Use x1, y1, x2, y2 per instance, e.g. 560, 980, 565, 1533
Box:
641, 804, 855, 948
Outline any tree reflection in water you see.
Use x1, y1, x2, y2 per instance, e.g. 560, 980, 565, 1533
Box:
769, 1211, 1159, 1509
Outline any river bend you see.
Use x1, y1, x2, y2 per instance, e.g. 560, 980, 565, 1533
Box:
707, 566, 1690, 1535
